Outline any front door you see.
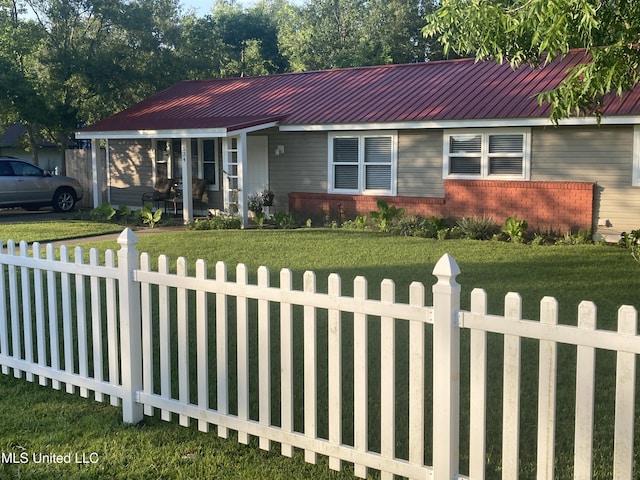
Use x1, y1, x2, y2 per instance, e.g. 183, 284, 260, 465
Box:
246, 136, 269, 200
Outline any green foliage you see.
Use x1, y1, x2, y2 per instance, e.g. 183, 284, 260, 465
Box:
247, 193, 263, 213
370, 199, 406, 232
272, 210, 296, 229
502, 215, 528, 243
190, 215, 242, 230
252, 210, 266, 229
341, 215, 368, 230
392, 216, 448, 238
140, 203, 162, 228
619, 229, 640, 264
457, 216, 499, 240
423, 0, 640, 122
555, 229, 592, 245
89, 203, 116, 222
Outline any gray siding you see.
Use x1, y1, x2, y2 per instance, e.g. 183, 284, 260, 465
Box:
268, 131, 328, 211
109, 140, 153, 207
397, 130, 444, 197
531, 125, 638, 237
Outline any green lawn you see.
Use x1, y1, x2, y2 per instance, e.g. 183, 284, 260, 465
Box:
1, 226, 639, 479
1, 221, 123, 247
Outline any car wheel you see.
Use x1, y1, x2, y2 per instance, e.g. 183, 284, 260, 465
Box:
53, 188, 76, 212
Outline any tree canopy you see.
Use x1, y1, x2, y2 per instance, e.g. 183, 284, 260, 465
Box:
1, 0, 443, 161
422, 0, 640, 122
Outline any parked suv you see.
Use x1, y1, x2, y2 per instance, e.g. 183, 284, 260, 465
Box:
0, 156, 84, 212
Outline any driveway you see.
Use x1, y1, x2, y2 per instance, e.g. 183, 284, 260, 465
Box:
0, 207, 78, 223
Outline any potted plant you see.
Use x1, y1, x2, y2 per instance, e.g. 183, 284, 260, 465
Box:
247, 193, 263, 217
259, 187, 274, 207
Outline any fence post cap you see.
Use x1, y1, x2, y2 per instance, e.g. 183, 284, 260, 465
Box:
432, 253, 460, 285
117, 228, 139, 247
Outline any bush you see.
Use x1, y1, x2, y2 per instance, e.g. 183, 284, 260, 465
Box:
555, 229, 592, 245
391, 216, 448, 238
272, 210, 296, 229
190, 215, 242, 230
457, 216, 499, 240
89, 203, 116, 222
619, 229, 640, 263
342, 215, 368, 230
370, 199, 405, 232
502, 215, 528, 243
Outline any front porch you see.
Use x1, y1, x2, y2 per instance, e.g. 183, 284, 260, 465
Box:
75, 118, 278, 228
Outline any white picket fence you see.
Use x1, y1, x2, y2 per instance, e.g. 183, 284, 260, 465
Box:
0, 228, 639, 479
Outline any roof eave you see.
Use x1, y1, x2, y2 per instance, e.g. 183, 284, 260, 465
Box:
76, 121, 280, 140
280, 115, 640, 132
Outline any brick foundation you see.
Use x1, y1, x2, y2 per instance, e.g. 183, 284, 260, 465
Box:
289, 180, 595, 231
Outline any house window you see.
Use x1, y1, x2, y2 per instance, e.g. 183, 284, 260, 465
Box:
155, 139, 182, 180
329, 131, 397, 194
154, 139, 219, 190
191, 139, 219, 190
443, 129, 531, 180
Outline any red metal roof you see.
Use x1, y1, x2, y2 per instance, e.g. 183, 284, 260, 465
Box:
81, 49, 640, 133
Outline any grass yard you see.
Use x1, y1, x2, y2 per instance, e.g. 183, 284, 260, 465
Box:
1, 221, 123, 247
1, 225, 639, 479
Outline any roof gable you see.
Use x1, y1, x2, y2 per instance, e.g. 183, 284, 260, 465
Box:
81, 49, 640, 135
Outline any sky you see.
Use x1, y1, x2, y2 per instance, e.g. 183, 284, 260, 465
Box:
181, 1, 270, 16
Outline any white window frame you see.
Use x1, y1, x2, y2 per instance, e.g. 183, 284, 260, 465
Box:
443, 128, 531, 180
328, 131, 397, 195
153, 138, 219, 191
633, 125, 640, 187
193, 138, 220, 191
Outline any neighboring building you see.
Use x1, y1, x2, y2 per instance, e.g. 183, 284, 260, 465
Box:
76, 49, 640, 239
1, 124, 63, 172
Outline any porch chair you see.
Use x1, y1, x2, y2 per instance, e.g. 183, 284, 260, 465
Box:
192, 178, 208, 214
141, 176, 172, 210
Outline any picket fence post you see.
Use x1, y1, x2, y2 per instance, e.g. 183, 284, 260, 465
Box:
432, 253, 461, 480
117, 228, 144, 423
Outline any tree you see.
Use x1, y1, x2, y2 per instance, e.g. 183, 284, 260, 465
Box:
422, 0, 640, 122
279, 0, 442, 71
180, 1, 288, 79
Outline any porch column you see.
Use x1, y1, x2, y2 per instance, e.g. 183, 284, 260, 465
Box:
181, 138, 193, 224
91, 138, 103, 208
238, 132, 248, 228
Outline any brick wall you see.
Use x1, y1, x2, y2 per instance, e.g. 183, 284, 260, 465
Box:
289, 180, 595, 231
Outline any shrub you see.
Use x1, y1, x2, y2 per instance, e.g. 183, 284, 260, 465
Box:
89, 203, 116, 222
457, 216, 499, 240
619, 229, 640, 263
191, 215, 242, 230
370, 199, 405, 232
391, 216, 448, 238
272, 210, 296, 229
342, 215, 368, 230
555, 229, 592, 245
502, 215, 528, 243
140, 203, 162, 228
